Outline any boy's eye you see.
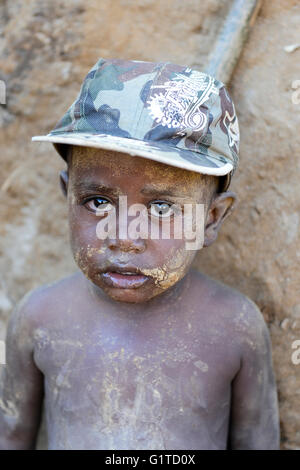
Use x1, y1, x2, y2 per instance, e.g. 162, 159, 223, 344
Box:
149, 201, 178, 218
84, 197, 114, 214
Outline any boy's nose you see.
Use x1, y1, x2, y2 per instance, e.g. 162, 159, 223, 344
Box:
107, 237, 146, 253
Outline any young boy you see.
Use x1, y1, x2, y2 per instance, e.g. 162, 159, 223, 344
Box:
0, 58, 279, 450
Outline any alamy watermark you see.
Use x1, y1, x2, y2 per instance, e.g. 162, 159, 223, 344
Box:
0, 340, 5, 365
95, 196, 205, 251
291, 80, 300, 105
0, 80, 6, 105
291, 340, 300, 365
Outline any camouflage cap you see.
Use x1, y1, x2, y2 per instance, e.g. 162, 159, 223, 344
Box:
32, 57, 239, 190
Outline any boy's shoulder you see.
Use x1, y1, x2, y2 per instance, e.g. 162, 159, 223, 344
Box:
189, 268, 270, 350
190, 268, 264, 317
8, 272, 85, 334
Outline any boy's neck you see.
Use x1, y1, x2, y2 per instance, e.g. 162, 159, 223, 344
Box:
84, 270, 192, 319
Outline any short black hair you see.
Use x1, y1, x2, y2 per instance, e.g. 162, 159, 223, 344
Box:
65, 144, 73, 165
218, 174, 231, 193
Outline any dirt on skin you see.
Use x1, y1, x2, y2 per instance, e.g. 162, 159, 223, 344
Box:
0, 0, 299, 449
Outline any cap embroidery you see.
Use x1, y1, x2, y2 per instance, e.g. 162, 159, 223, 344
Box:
223, 109, 239, 148
146, 70, 218, 133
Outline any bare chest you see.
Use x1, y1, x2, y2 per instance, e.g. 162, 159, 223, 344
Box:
34, 324, 235, 449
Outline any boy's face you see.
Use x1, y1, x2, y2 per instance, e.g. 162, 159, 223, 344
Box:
61, 146, 235, 303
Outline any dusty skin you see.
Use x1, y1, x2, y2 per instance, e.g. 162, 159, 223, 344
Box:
0, 147, 280, 449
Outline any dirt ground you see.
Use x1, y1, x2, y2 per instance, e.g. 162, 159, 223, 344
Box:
0, 0, 299, 449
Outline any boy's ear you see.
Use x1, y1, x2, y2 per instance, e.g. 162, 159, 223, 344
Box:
59, 170, 69, 197
204, 191, 237, 247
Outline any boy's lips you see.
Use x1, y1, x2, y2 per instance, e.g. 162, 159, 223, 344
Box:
99, 266, 150, 289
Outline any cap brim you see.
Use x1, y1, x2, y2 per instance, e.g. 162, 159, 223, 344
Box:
32, 132, 233, 177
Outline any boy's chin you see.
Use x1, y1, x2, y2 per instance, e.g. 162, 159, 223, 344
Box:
87, 275, 163, 304
100, 285, 162, 304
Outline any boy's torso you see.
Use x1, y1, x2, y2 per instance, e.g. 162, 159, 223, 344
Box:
32, 270, 242, 450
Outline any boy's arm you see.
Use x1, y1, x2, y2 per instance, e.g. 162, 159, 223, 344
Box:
0, 292, 44, 449
228, 301, 280, 450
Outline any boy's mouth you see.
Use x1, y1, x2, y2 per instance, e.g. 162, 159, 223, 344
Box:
99, 266, 150, 289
